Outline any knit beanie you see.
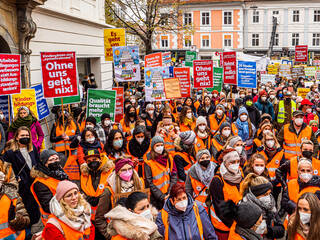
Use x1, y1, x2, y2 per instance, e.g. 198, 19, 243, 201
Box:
19, 106, 29, 114
151, 136, 164, 149
259, 90, 267, 97
238, 106, 249, 117
115, 158, 134, 173
219, 122, 231, 132
196, 116, 207, 127
216, 104, 225, 112
133, 125, 146, 136
235, 202, 262, 229
309, 120, 318, 126
250, 182, 273, 197
229, 136, 242, 148
40, 149, 59, 165
55, 180, 79, 202
196, 149, 211, 161
101, 113, 111, 122
179, 131, 196, 145
86, 116, 97, 126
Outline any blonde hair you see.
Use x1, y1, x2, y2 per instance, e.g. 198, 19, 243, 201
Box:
60, 193, 90, 221
240, 173, 270, 196
9, 126, 33, 152
13, 107, 37, 121
262, 131, 280, 149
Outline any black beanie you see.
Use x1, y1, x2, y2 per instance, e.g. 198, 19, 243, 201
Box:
133, 125, 146, 136
250, 182, 273, 197
86, 116, 97, 126
235, 202, 262, 229
40, 149, 59, 165
101, 113, 111, 122
219, 122, 231, 132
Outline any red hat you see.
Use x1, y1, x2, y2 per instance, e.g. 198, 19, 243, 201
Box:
301, 99, 313, 106
259, 90, 267, 97
115, 158, 134, 173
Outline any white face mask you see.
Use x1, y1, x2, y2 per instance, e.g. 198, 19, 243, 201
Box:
86, 125, 94, 129
228, 163, 240, 173
255, 220, 267, 235
154, 146, 164, 154
104, 120, 111, 126
235, 146, 243, 155
263, 129, 271, 135
240, 94, 245, 98
294, 118, 304, 126
254, 166, 265, 175
186, 113, 192, 119
266, 140, 275, 148
300, 173, 312, 183
139, 208, 153, 221
240, 115, 248, 122
222, 129, 231, 138
216, 109, 223, 116
269, 95, 275, 100
198, 125, 206, 132
86, 137, 95, 144
136, 137, 144, 144
261, 96, 267, 101
299, 211, 311, 225
259, 195, 272, 206
213, 94, 218, 98
0, 114, 4, 120
306, 108, 312, 114
148, 110, 154, 115
175, 199, 188, 212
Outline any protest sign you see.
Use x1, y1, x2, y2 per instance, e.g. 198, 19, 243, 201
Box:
316, 71, 320, 81
53, 94, 81, 106
193, 60, 213, 88
173, 67, 191, 98
31, 84, 50, 120
313, 60, 320, 66
0, 54, 21, 95
212, 67, 223, 92
260, 74, 276, 85
112, 87, 124, 123
304, 66, 317, 77
267, 64, 278, 75
145, 67, 170, 101
223, 51, 237, 85
145, 52, 162, 67
41, 52, 78, 98
304, 81, 314, 88
237, 61, 257, 89
162, 52, 171, 67
295, 45, 308, 62
163, 78, 182, 99
185, 51, 197, 67
0, 96, 10, 121
86, 89, 116, 123
291, 66, 305, 79
11, 89, 38, 118
104, 28, 126, 61
297, 88, 310, 99
113, 46, 141, 82
279, 64, 291, 78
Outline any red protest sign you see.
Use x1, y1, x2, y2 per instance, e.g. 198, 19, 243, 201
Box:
223, 51, 237, 85
41, 52, 78, 98
295, 45, 308, 62
173, 67, 190, 98
112, 87, 124, 122
0, 54, 21, 95
193, 60, 213, 88
144, 52, 163, 67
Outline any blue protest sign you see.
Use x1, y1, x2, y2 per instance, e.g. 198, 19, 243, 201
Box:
31, 84, 50, 120
237, 61, 257, 89
0, 95, 10, 121
169, 66, 174, 77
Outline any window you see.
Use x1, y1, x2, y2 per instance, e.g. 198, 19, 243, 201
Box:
313, 33, 320, 46
314, 10, 320, 22
161, 36, 168, 48
272, 10, 279, 15
202, 35, 210, 48
201, 12, 210, 25
293, 10, 300, 22
274, 33, 279, 46
292, 33, 299, 46
224, 35, 232, 47
253, 11, 259, 23
252, 34, 259, 46
184, 13, 192, 25
224, 11, 232, 25
184, 36, 192, 47
160, 13, 169, 26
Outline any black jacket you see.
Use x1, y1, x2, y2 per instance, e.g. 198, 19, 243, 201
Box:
197, 105, 215, 118
245, 105, 261, 128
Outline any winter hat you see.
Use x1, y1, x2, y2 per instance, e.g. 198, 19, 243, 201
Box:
86, 116, 97, 126
101, 113, 111, 122
40, 149, 59, 165
135, 92, 142, 99
219, 122, 231, 132
179, 131, 196, 145
309, 120, 318, 126
151, 136, 164, 149
260, 113, 272, 123
133, 125, 146, 136
196, 149, 211, 161
250, 182, 273, 197
235, 202, 262, 229
244, 95, 253, 102
238, 106, 249, 117
301, 99, 313, 106
146, 104, 155, 110
228, 136, 242, 148
115, 158, 134, 173
216, 104, 226, 112
293, 110, 305, 117
259, 90, 268, 97
196, 116, 207, 127
19, 106, 30, 114
56, 180, 79, 202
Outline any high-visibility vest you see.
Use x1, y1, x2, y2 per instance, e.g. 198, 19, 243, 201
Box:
287, 179, 320, 203
258, 149, 284, 181
111, 235, 127, 240
174, 152, 196, 181
277, 100, 296, 124
163, 135, 175, 153
288, 156, 320, 181
211, 137, 224, 153
79, 120, 86, 132
282, 124, 312, 159
0, 194, 26, 240
210, 175, 241, 232
209, 114, 226, 135
190, 176, 208, 211
194, 135, 212, 154
30, 177, 60, 225
179, 122, 196, 132
231, 123, 239, 136
43, 215, 91, 240
54, 120, 78, 152
294, 233, 305, 240
227, 222, 245, 240
161, 201, 204, 240
194, 101, 201, 111
253, 138, 262, 148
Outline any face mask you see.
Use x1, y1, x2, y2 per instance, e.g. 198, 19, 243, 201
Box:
154, 146, 164, 154
279, 93, 283, 98
198, 125, 206, 132
186, 113, 192, 119
300, 173, 312, 183
222, 129, 231, 138
130, 99, 136, 104
19, 137, 30, 145
213, 94, 218, 98
216, 109, 223, 116
253, 90, 258, 94
299, 212, 311, 225
199, 160, 210, 168
113, 139, 123, 148
0, 114, 4, 120
263, 129, 271, 135
48, 162, 61, 171
129, 112, 136, 117
228, 163, 240, 173
240, 115, 248, 122
261, 96, 267, 102
175, 199, 188, 212
294, 118, 304, 126
86, 137, 95, 144
246, 101, 253, 106
306, 108, 312, 114
136, 137, 144, 144
259, 195, 272, 206
148, 110, 154, 115
240, 94, 245, 98
266, 140, 275, 148
119, 169, 133, 182
104, 120, 111, 126
86, 124, 94, 130
255, 220, 267, 235
302, 150, 313, 159
269, 95, 275, 100
139, 209, 153, 221
235, 146, 243, 155
254, 166, 265, 175
88, 161, 101, 171
177, 106, 182, 112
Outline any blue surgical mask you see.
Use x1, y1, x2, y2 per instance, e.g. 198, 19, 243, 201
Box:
279, 93, 283, 98
177, 106, 182, 112
113, 139, 123, 148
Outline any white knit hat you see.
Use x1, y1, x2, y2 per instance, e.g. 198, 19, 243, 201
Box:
196, 116, 207, 127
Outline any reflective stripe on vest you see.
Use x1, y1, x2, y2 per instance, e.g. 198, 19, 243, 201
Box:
146, 159, 171, 194
288, 157, 320, 180
287, 179, 320, 203
277, 100, 296, 123
259, 150, 283, 181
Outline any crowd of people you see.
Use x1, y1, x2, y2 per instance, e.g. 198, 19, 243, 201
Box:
1, 76, 320, 240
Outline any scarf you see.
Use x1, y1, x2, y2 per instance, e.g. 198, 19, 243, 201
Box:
183, 118, 193, 127
128, 138, 150, 159
236, 118, 249, 141
8, 114, 36, 132
154, 154, 168, 167
220, 162, 242, 184
49, 196, 91, 232
195, 162, 217, 188
245, 189, 277, 218
80, 140, 102, 153
35, 163, 69, 181
197, 130, 208, 139
120, 180, 134, 193
235, 225, 263, 240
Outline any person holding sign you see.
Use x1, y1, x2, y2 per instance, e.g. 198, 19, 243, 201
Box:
8, 106, 44, 153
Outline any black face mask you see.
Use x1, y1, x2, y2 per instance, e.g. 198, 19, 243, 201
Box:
302, 151, 313, 159
19, 137, 30, 145
129, 112, 136, 118
285, 98, 291, 103
88, 161, 101, 171
199, 160, 210, 168
48, 162, 61, 171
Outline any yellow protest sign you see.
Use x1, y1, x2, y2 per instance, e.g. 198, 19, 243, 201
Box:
11, 89, 38, 118
104, 28, 126, 61
297, 88, 310, 99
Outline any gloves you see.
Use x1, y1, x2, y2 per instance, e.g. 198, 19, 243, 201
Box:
9, 215, 30, 231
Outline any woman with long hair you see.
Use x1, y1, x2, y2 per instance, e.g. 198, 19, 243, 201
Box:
244, 153, 270, 179
198, 95, 215, 118
183, 97, 197, 116
178, 106, 196, 132
120, 105, 138, 138
194, 116, 212, 155
105, 129, 128, 162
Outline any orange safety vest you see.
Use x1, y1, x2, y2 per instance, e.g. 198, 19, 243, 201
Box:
288, 156, 320, 180
79, 120, 86, 132
161, 201, 204, 240
174, 152, 196, 181
210, 175, 241, 232
190, 176, 208, 211
111, 235, 127, 240
63, 149, 80, 180
231, 123, 239, 136
208, 114, 226, 135
194, 101, 201, 111
30, 177, 60, 225
120, 119, 133, 136
258, 150, 284, 181
294, 233, 305, 240
179, 122, 196, 132
194, 135, 212, 154
253, 138, 262, 148
163, 135, 176, 154
211, 137, 224, 153
287, 179, 320, 203
54, 120, 78, 152
282, 124, 313, 159
227, 222, 244, 240
0, 194, 26, 240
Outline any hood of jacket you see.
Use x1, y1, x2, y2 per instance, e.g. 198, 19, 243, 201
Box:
30, 166, 49, 179
80, 155, 114, 177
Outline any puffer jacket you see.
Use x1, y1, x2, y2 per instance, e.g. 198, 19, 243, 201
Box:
254, 99, 275, 121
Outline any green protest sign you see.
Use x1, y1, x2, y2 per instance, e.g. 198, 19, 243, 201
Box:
185, 51, 197, 67
86, 89, 116, 123
53, 94, 81, 106
206, 67, 223, 92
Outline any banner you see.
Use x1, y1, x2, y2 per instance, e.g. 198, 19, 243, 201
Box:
237, 61, 257, 89
260, 74, 276, 85
113, 46, 141, 82
53, 94, 81, 106
11, 89, 38, 118
0, 96, 10, 121
104, 28, 126, 61
279, 64, 291, 78
41, 52, 78, 98
295, 45, 308, 62
173, 67, 190, 98
212, 67, 223, 92
162, 52, 171, 67
145, 52, 162, 67
304, 66, 317, 77
185, 51, 197, 67
297, 88, 310, 99
291, 66, 305, 79
0, 54, 21, 95
267, 64, 279, 75
145, 67, 170, 101
163, 78, 182, 99
86, 89, 116, 123
31, 84, 50, 120
193, 60, 213, 88
223, 51, 237, 85
112, 87, 124, 123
